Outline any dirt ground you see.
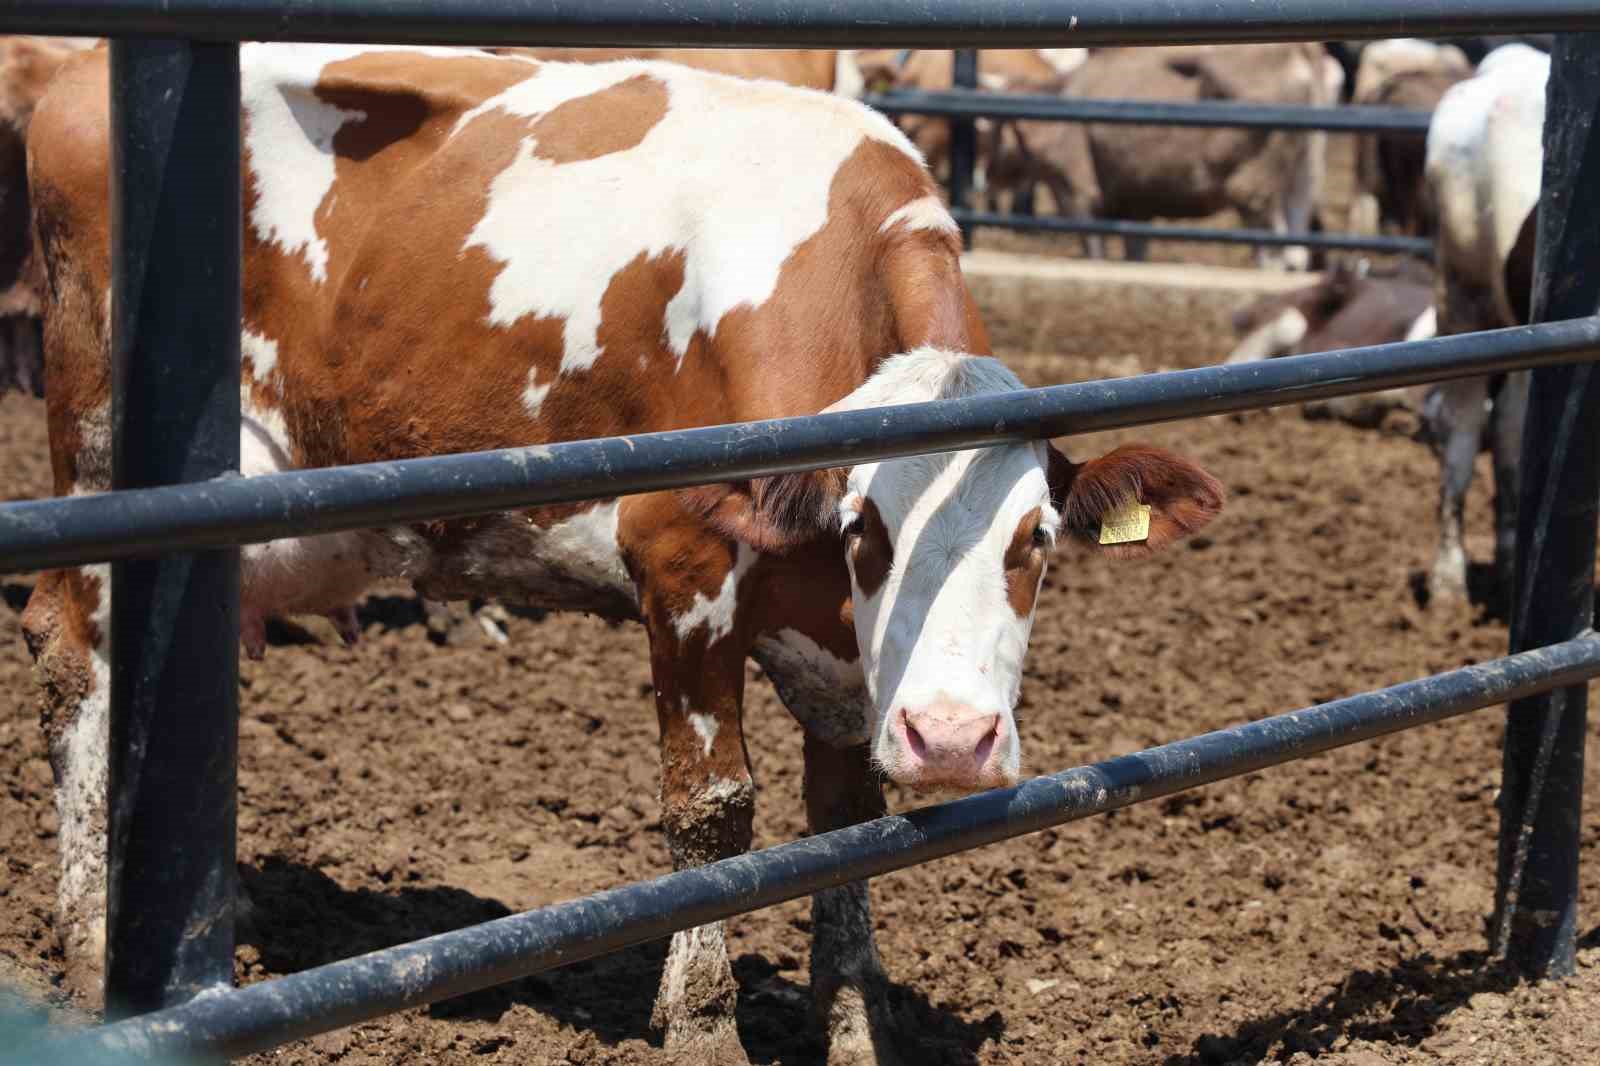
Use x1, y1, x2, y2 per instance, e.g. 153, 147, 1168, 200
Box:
7, 135, 1600, 1065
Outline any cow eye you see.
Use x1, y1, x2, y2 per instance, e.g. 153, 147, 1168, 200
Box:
1032, 525, 1053, 549
842, 514, 865, 539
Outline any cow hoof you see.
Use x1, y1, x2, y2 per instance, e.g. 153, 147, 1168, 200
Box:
821, 981, 903, 1066
661, 1016, 751, 1066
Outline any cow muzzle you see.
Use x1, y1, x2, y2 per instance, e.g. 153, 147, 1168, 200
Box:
881, 699, 1016, 791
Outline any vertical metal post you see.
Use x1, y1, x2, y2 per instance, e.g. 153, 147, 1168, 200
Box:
948, 48, 978, 248
1493, 33, 1600, 979
106, 39, 241, 1016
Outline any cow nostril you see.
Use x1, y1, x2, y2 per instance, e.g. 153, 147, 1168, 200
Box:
972, 716, 1001, 767
901, 710, 927, 760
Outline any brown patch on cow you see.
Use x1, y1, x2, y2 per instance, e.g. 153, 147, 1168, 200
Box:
25, 48, 113, 492
528, 74, 668, 163
1003, 505, 1047, 618
1058, 443, 1226, 559
848, 498, 892, 598
20, 568, 102, 751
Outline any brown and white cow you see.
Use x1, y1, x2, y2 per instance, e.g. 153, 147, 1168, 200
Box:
1421, 44, 1547, 608
1225, 258, 1435, 427
988, 44, 1344, 269
1347, 39, 1473, 238
26, 45, 1223, 1059
0, 35, 95, 398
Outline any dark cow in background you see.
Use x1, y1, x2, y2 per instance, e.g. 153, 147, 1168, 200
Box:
26, 45, 1223, 1062
983, 45, 1343, 269
1347, 39, 1473, 238
0, 35, 93, 398
1225, 258, 1434, 428
1421, 43, 1548, 608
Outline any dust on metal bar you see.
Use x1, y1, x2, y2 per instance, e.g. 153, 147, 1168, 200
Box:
954, 209, 1437, 258
0, 0, 1596, 48
869, 90, 1434, 133
41, 632, 1600, 1062
2, 317, 1598, 575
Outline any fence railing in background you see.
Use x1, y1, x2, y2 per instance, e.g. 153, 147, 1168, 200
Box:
0, 4, 1594, 1062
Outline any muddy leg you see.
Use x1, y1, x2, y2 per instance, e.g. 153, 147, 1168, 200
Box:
647, 632, 755, 1066
804, 735, 901, 1066
21, 566, 112, 1005
1489, 371, 1530, 611
1425, 378, 1492, 604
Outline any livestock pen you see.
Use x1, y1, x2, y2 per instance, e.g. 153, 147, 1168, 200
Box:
0, 2, 1599, 1062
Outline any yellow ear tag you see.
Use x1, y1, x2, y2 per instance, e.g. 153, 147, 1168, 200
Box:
1098, 499, 1152, 546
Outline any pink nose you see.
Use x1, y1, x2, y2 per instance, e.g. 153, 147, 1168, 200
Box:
897, 703, 1006, 788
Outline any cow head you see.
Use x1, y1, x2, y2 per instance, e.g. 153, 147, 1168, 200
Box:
691, 349, 1224, 792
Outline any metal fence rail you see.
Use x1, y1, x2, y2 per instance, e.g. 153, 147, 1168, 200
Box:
3, 317, 1597, 574
952, 210, 1438, 257
46, 632, 1600, 1062
867, 91, 1435, 132
8, 0, 1600, 46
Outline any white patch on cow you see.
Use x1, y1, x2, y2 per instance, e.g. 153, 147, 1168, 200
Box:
458, 59, 922, 384
522, 377, 552, 418
242, 328, 280, 381
1428, 45, 1548, 330
55, 562, 110, 936
658, 922, 728, 1016
672, 542, 756, 643
1225, 306, 1310, 364
880, 195, 959, 237
978, 72, 1009, 91
1405, 306, 1438, 343
1037, 49, 1088, 77
829, 349, 1058, 786
242, 43, 498, 285
832, 49, 866, 99
688, 713, 719, 757
534, 500, 631, 600
753, 628, 869, 745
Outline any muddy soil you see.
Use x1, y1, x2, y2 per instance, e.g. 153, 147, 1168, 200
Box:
5, 146, 1600, 1065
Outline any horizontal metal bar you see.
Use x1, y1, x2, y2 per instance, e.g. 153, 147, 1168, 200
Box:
955, 209, 1437, 257
2, 317, 1596, 574
869, 90, 1434, 133
48, 631, 1600, 1062
0, 0, 1596, 48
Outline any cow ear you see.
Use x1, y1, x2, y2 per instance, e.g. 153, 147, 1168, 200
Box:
1046, 442, 1224, 559
680, 468, 848, 554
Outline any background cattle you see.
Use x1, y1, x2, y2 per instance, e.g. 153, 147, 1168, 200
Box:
1225, 258, 1435, 428
1421, 43, 1549, 608
983, 44, 1343, 269
1347, 39, 1473, 238
0, 36, 94, 399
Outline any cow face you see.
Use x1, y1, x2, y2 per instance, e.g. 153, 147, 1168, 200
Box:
691, 350, 1224, 792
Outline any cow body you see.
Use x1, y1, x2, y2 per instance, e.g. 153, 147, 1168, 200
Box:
992, 45, 1342, 269
1225, 260, 1435, 427
491, 47, 859, 94
26, 44, 1222, 1058
1422, 43, 1548, 606
1347, 39, 1473, 237
0, 35, 94, 398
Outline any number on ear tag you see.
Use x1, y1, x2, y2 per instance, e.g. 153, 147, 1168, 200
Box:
1098, 499, 1152, 546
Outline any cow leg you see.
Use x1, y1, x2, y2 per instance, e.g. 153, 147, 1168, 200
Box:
1489, 371, 1531, 610
804, 734, 901, 1066
20, 565, 111, 1004
1424, 377, 1492, 604
647, 632, 754, 1065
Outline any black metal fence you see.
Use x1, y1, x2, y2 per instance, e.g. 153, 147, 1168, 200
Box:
867, 50, 1438, 256
0, 4, 1596, 1061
